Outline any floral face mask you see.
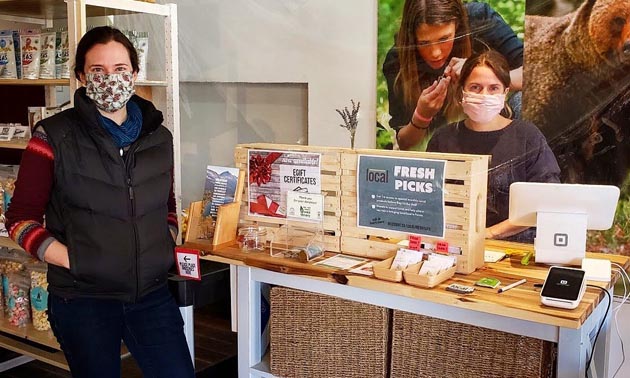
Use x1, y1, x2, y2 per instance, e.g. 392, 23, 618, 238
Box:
85, 72, 135, 112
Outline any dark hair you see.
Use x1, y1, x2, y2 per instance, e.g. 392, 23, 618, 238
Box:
394, 0, 472, 115
456, 50, 512, 116
73, 26, 139, 80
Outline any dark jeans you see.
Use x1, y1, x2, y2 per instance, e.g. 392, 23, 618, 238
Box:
48, 285, 194, 378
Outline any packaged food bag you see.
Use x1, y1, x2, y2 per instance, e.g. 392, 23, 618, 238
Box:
20, 29, 41, 79
39, 30, 56, 79
0, 30, 18, 79
6, 271, 30, 327
27, 261, 49, 331
0, 248, 30, 316
55, 28, 70, 79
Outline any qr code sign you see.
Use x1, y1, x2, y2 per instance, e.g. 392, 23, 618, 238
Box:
175, 247, 201, 280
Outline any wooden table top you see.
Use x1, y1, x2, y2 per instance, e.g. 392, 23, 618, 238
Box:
194, 241, 630, 330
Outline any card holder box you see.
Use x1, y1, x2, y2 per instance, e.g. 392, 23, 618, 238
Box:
372, 257, 404, 283
403, 262, 457, 288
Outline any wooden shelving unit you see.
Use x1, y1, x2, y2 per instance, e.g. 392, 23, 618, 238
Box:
0, 0, 181, 371
0, 79, 166, 87
0, 140, 29, 150
0, 79, 70, 86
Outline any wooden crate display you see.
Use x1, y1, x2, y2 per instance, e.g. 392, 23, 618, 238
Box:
390, 310, 556, 378
270, 287, 390, 378
234, 143, 343, 252
340, 149, 489, 274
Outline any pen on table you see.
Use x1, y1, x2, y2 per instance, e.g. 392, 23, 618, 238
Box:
498, 278, 527, 293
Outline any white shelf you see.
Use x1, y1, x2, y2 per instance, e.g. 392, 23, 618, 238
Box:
0, 79, 166, 87
0, 0, 166, 22
85, 0, 170, 16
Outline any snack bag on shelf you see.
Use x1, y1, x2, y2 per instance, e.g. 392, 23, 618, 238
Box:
6, 271, 31, 327
39, 30, 56, 79
2, 177, 15, 214
27, 261, 50, 331
0, 30, 18, 79
12, 30, 21, 79
0, 248, 31, 316
20, 29, 42, 80
129, 30, 149, 81
55, 28, 70, 79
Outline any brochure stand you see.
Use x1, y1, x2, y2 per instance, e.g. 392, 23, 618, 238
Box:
185, 170, 246, 253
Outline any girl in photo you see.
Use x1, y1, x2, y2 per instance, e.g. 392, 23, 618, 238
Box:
383, 0, 523, 150
426, 50, 559, 242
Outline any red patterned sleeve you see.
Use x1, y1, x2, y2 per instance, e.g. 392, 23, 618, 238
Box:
5, 129, 55, 260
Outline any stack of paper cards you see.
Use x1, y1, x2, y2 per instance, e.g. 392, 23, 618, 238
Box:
419, 253, 456, 276
484, 250, 506, 263
391, 248, 424, 270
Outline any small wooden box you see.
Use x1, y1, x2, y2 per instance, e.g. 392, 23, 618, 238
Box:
234, 143, 343, 252
372, 257, 404, 283
403, 262, 457, 288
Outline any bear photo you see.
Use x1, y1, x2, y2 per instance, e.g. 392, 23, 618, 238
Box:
523, 0, 630, 185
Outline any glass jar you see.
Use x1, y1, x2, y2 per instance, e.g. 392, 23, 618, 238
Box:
237, 226, 267, 251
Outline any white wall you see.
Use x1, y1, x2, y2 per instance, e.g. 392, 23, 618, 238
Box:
175, 0, 377, 148
112, 0, 378, 205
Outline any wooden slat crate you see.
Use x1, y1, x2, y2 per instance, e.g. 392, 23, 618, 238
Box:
234, 143, 343, 252
340, 149, 489, 274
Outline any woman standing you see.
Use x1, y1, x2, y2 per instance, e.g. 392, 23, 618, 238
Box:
6, 26, 194, 378
383, 0, 523, 150
427, 50, 559, 242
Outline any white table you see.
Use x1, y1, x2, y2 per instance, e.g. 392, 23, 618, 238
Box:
234, 264, 613, 378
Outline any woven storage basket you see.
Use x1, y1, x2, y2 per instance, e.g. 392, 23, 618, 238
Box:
270, 287, 390, 378
391, 310, 557, 378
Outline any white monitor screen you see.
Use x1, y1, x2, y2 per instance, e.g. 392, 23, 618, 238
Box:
509, 182, 619, 230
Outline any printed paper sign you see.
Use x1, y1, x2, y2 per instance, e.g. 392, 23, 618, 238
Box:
286, 191, 324, 222
408, 235, 422, 251
357, 155, 446, 238
175, 247, 201, 280
248, 150, 321, 219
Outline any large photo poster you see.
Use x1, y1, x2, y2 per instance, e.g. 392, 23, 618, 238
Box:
376, 0, 629, 253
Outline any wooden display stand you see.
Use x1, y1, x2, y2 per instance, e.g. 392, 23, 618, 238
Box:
340, 149, 489, 274
232, 143, 489, 274
234, 143, 344, 252
185, 170, 245, 253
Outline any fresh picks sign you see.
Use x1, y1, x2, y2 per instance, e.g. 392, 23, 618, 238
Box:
357, 155, 446, 237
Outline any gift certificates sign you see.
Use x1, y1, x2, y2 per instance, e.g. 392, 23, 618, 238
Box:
357, 155, 446, 237
248, 149, 321, 218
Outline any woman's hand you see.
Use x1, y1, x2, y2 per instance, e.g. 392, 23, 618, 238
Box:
43, 240, 70, 269
416, 76, 451, 119
445, 57, 466, 83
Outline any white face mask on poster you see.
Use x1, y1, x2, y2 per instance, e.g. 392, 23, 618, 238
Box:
461, 91, 506, 124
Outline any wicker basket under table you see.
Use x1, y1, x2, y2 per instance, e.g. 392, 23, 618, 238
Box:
270, 287, 390, 378
390, 310, 557, 378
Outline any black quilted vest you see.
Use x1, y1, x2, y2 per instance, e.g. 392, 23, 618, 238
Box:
42, 88, 175, 302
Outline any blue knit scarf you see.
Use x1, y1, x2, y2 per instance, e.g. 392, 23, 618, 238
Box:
99, 100, 143, 148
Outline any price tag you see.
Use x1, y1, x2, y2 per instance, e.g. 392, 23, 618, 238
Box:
436, 241, 449, 254
175, 247, 201, 280
408, 235, 422, 251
